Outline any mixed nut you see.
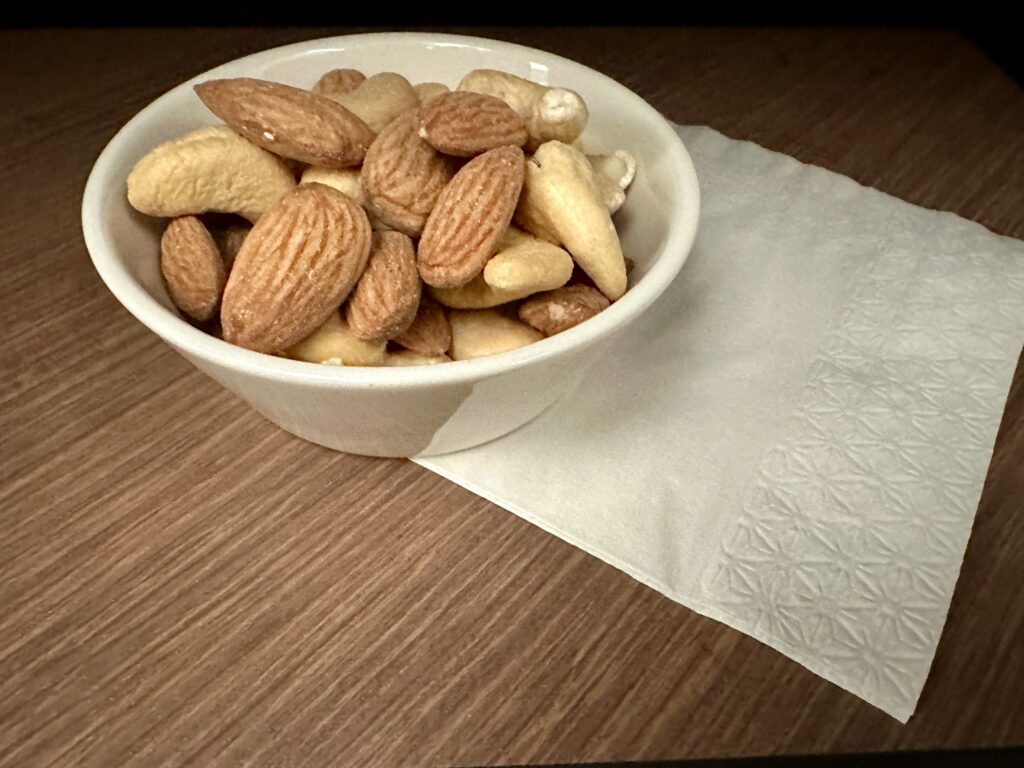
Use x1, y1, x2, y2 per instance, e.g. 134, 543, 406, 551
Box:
126, 67, 636, 366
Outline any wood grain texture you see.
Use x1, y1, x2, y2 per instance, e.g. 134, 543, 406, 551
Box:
0, 26, 1022, 767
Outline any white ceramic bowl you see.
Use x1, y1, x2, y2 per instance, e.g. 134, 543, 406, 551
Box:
82, 32, 700, 457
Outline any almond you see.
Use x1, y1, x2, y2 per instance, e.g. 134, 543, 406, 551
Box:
160, 216, 226, 322
392, 294, 451, 357
518, 284, 610, 336
361, 111, 455, 237
195, 78, 375, 168
221, 183, 372, 354
312, 68, 366, 97
211, 223, 251, 272
417, 146, 525, 288
345, 232, 422, 340
417, 91, 528, 157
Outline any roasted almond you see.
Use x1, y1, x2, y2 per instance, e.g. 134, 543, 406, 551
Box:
518, 284, 610, 336
160, 216, 226, 322
417, 91, 528, 157
312, 68, 367, 97
392, 294, 451, 357
211, 223, 251, 272
417, 146, 525, 288
361, 111, 454, 237
221, 183, 372, 354
345, 232, 422, 340
195, 78, 375, 168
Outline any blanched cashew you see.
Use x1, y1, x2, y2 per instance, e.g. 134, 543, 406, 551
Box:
448, 310, 543, 361
515, 141, 627, 300
413, 82, 449, 105
287, 311, 385, 366
588, 150, 637, 214
458, 69, 588, 150
300, 167, 395, 231
127, 126, 296, 223
588, 150, 637, 191
484, 227, 573, 290
593, 173, 626, 214
384, 350, 452, 366
300, 167, 365, 205
331, 73, 419, 133
428, 228, 572, 309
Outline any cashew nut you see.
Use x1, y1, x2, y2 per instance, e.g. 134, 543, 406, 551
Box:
428, 227, 573, 309
384, 350, 452, 366
331, 73, 419, 133
287, 311, 386, 366
588, 150, 637, 214
127, 126, 296, 223
413, 82, 449, 105
458, 69, 588, 150
515, 141, 627, 300
300, 166, 365, 205
300, 167, 396, 231
448, 310, 543, 361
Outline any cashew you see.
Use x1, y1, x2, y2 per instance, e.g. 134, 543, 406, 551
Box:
300, 167, 365, 205
588, 150, 637, 191
300, 167, 395, 231
484, 227, 574, 291
515, 141, 627, 300
331, 73, 419, 133
588, 150, 637, 214
413, 82, 449, 105
127, 126, 296, 223
593, 173, 626, 214
458, 69, 588, 150
448, 310, 543, 361
384, 350, 452, 366
287, 311, 385, 366
429, 227, 572, 309
312, 68, 366, 97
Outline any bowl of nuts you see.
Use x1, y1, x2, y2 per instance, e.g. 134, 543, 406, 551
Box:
82, 32, 700, 457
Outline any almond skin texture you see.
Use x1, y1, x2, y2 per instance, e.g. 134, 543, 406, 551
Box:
418, 146, 525, 288
211, 223, 251, 272
361, 111, 454, 237
195, 78, 375, 168
392, 294, 451, 357
312, 68, 366, 97
161, 216, 226, 322
417, 91, 528, 157
518, 284, 610, 336
221, 183, 372, 354
346, 232, 422, 340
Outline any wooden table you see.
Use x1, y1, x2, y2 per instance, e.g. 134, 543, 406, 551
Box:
2, 27, 1022, 767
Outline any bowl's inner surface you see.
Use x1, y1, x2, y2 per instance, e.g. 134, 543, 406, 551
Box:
101, 36, 680, 328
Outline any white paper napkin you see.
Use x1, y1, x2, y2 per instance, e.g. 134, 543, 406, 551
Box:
416, 125, 1024, 721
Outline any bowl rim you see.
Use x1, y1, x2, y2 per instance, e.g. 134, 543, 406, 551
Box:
82, 31, 700, 391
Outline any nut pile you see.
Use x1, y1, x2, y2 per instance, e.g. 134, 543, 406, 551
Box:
127, 68, 637, 366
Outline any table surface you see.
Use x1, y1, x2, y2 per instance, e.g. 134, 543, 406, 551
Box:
1, 26, 1022, 768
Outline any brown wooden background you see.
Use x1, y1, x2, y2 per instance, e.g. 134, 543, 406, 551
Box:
1, 27, 1022, 767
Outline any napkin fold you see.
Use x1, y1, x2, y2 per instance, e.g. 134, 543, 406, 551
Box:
416, 125, 1024, 721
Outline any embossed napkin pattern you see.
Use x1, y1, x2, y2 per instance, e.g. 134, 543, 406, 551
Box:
418, 125, 1024, 721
